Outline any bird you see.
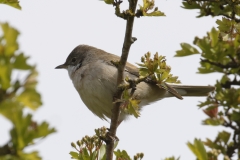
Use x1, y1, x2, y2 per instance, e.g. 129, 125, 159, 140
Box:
55, 45, 215, 121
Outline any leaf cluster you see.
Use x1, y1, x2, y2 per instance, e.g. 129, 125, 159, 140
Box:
70, 127, 144, 160
0, 23, 56, 159
117, 52, 181, 118
138, 52, 180, 84
102, 0, 165, 19
175, 1, 240, 159
182, 0, 240, 22
70, 127, 107, 160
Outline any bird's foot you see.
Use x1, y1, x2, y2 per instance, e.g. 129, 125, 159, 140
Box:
100, 130, 119, 144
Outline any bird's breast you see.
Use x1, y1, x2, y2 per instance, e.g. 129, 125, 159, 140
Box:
70, 61, 118, 120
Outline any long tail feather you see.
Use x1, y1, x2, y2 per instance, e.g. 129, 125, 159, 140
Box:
166, 84, 215, 98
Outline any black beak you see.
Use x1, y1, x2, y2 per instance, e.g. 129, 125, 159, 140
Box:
55, 64, 67, 69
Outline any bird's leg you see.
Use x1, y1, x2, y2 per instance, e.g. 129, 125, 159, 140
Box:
100, 128, 119, 144
126, 78, 137, 96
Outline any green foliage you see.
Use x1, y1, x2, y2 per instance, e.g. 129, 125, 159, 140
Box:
182, 0, 240, 18
114, 150, 131, 160
138, 0, 165, 17
0, 0, 21, 10
138, 52, 182, 98
0, 23, 56, 159
70, 127, 143, 160
164, 156, 180, 160
70, 127, 107, 160
178, 1, 240, 159
121, 89, 141, 118
187, 139, 208, 160
137, 52, 180, 84
119, 52, 181, 118
102, 0, 165, 18
175, 43, 199, 57
102, 0, 114, 5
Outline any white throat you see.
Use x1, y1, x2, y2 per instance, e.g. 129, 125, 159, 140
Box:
67, 63, 82, 79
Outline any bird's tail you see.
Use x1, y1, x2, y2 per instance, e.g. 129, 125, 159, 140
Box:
165, 84, 215, 99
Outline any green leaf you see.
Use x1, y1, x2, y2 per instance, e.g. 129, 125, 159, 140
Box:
81, 148, 91, 160
99, 144, 106, 160
216, 18, 233, 32
139, 67, 149, 77
0, 100, 21, 121
139, 0, 165, 17
114, 149, 131, 160
13, 53, 32, 70
69, 151, 79, 159
220, 75, 230, 84
209, 27, 219, 47
1, 23, 19, 56
23, 69, 38, 89
175, 43, 199, 57
0, 100, 55, 150
230, 110, 240, 122
218, 131, 230, 144
181, 2, 201, 10
101, 0, 114, 4
17, 89, 42, 110
0, 62, 11, 89
144, 10, 165, 16
202, 118, 224, 126
0, 0, 21, 9
18, 151, 41, 160
187, 139, 208, 160
164, 156, 180, 160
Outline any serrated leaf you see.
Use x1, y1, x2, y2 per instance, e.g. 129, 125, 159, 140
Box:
164, 156, 180, 160
230, 110, 240, 122
23, 69, 38, 89
17, 89, 42, 110
216, 18, 233, 32
0, 0, 21, 9
13, 53, 32, 70
218, 131, 230, 144
0, 63, 11, 89
1, 23, 19, 56
123, 98, 141, 118
209, 27, 219, 47
101, 0, 114, 4
187, 139, 208, 160
139, 67, 149, 77
144, 10, 165, 16
36, 121, 56, 137
175, 43, 199, 57
181, 2, 201, 9
18, 151, 41, 160
114, 150, 131, 160
202, 118, 224, 126
198, 67, 215, 74
1, 101, 55, 150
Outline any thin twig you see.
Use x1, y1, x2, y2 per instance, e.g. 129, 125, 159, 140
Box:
105, 1, 138, 160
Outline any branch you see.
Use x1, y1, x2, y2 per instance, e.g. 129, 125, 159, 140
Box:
106, 0, 138, 160
200, 58, 240, 69
221, 78, 240, 88
183, 0, 240, 23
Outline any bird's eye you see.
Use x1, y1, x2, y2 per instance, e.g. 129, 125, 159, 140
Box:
71, 57, 76, 63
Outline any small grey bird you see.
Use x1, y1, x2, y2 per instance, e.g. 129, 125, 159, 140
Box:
55, 45, 214, 121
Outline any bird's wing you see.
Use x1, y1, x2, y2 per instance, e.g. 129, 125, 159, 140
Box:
102, 53, 140, 78
102, 52, 215, 99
